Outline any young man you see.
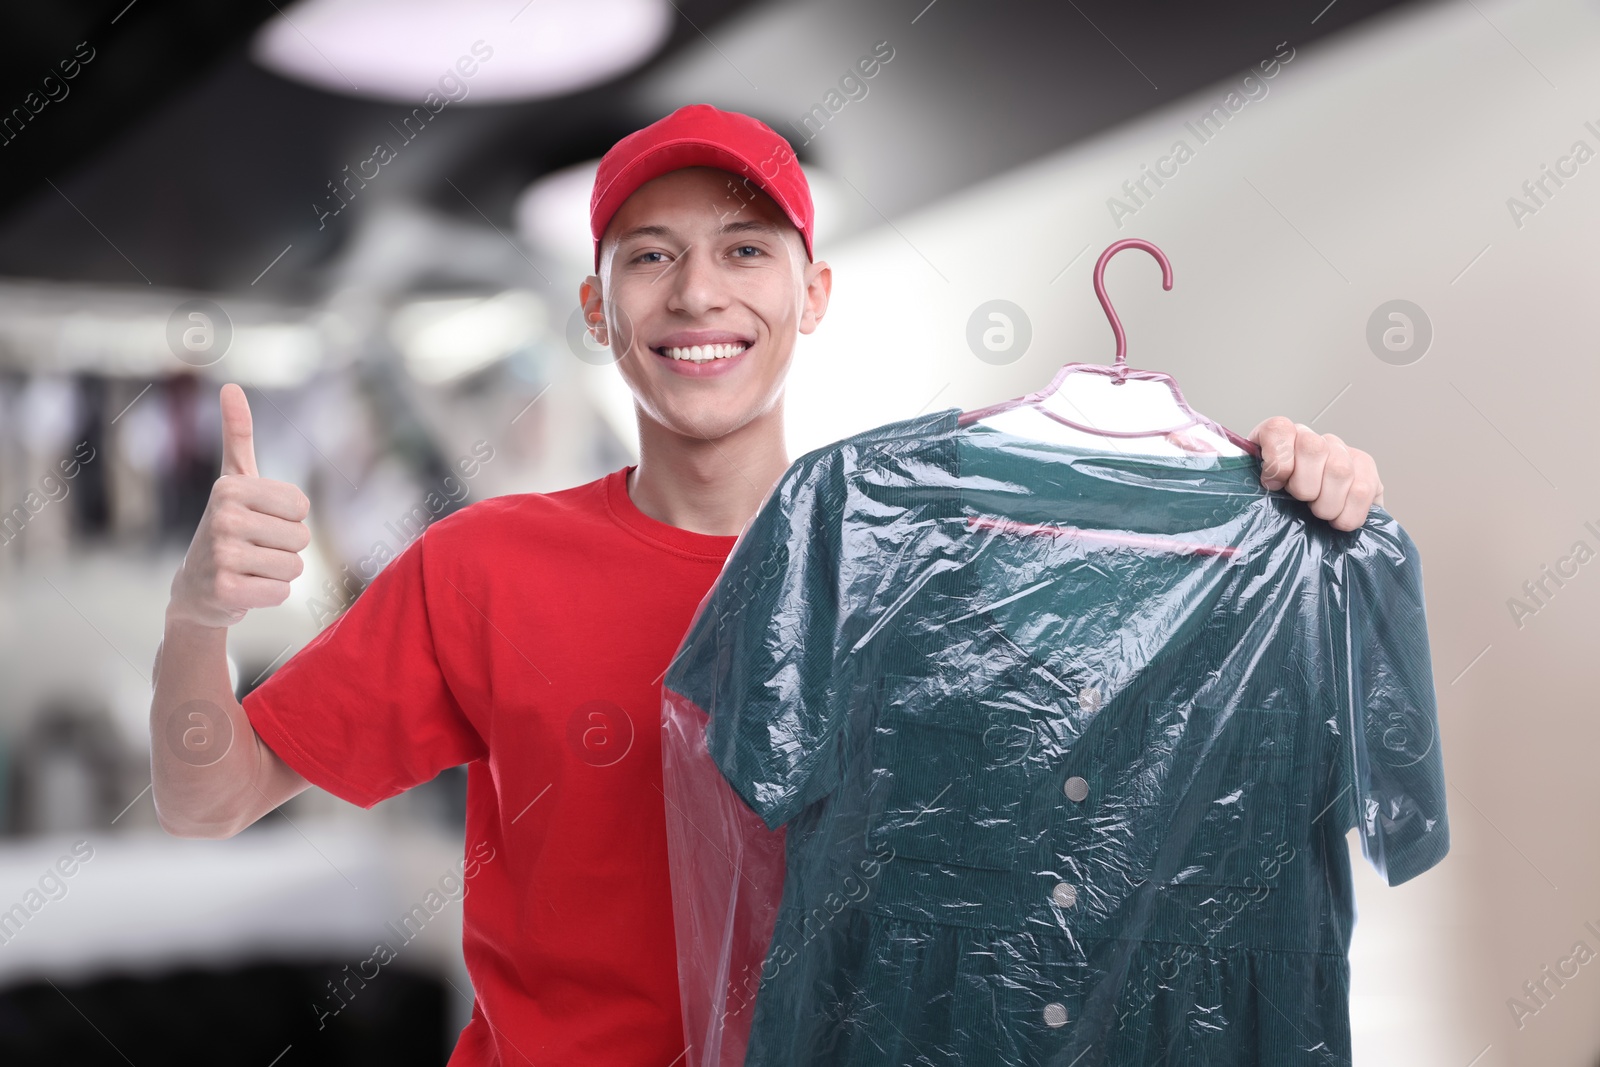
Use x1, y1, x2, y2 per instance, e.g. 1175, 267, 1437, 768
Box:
150, 104, 1387, 1065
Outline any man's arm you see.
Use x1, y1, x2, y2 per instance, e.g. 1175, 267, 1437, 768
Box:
150, 384, 311, 839
1251, 416, 1385, 532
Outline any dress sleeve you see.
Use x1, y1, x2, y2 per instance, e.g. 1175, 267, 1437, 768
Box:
1336, 507, 1451, 886
242, 526, 487, 809
663, 450, 852, 831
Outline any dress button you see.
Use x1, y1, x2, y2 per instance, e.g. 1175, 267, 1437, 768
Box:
1051, 882, 1078, 908
1078, 685, 1102, 712
1043, 1002, 1069, 1028
1062, 776, 1089, 802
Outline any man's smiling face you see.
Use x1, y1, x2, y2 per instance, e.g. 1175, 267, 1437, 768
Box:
583, 165, 830, 444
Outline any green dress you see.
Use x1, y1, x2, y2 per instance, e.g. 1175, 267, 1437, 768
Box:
663, 408, 1449, 1067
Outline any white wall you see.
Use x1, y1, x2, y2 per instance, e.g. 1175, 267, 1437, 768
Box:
767, 1, 1598, 1063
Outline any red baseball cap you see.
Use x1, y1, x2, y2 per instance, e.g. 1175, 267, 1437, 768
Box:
589, 103, 815, 273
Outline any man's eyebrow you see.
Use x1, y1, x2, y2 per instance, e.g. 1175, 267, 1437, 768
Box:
612, 219, 784, 245
717, 219, 783, 238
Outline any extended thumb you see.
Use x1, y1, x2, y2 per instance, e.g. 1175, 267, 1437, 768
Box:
219, 383, 258, 478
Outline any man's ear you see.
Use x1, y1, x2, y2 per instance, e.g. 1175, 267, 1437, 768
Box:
578, 277, 606, 344
798, 259, 832, 336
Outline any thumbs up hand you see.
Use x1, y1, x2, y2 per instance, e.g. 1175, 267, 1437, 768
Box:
168, 384, 313, 629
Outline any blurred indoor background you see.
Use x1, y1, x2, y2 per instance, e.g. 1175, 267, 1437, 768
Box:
0, 0, 1596, 1063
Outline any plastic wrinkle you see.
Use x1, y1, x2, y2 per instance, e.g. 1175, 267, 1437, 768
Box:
965, 515, 1240, 557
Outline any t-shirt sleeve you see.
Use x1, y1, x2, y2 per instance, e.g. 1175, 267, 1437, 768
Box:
242, 525, 486, 809
1336, 507, 1451, 886
663, 450, 852, 831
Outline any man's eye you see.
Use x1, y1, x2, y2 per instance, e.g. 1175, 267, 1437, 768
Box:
635, 251, 666, 264
733, 245, 762, 257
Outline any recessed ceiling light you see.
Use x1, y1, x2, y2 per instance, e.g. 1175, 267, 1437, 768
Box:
252, 0, 673, 104
513, 158, 600, 265
390, 290, 545, 383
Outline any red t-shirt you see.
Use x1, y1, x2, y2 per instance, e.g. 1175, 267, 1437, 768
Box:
243, 466, 738, 1065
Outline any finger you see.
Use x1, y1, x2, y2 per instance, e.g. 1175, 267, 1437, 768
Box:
1251, 416, 1296, 490
258, 516, 310, 554
228, 477, 310, 523
216, 573, 292, 612
219, 383, 258, 479
232, 545, 306, 583
1305, 433, 1355, 522
1331, 496, 1367, 531
1352, 448, 1382, 510
241, 513, 312, 554
1330, 447, 1380, 531
1283, 423, 1330, 507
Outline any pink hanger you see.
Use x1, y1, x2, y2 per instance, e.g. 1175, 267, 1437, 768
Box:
958, 238, 1262, 460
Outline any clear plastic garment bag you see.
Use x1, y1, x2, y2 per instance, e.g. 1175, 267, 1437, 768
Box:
661, 239, 1449, 1067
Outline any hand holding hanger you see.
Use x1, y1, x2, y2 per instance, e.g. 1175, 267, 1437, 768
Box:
1250, 415, 1384, 532
961, 238, 1386, 532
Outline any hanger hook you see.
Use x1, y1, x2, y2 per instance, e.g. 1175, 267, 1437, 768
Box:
1092, 238, 1173, 371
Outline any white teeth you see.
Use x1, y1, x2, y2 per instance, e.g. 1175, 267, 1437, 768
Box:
657, 342, 749, 362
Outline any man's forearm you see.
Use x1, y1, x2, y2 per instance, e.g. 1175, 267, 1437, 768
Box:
150, 613, 284, 837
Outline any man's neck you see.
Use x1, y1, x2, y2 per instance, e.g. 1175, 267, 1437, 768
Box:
627, 405, 792, 537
